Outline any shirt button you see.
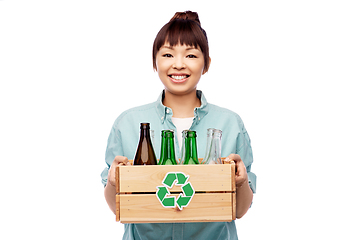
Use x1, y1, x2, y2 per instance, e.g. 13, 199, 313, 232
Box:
166, 109, 170, 114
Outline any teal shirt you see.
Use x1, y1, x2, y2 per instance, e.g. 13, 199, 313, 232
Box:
101, 90, 256, 240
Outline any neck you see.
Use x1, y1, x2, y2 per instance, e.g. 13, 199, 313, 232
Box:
163, 89, 201, 118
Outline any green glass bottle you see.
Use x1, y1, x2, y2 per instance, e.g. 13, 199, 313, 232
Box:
180, 130, 199, 165
159, 130, 178, 165
133, 123, 157, 165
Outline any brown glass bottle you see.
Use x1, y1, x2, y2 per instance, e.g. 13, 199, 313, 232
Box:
133, 123, 157, 165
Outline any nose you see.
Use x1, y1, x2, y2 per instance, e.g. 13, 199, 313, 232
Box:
172, 57, 185, 70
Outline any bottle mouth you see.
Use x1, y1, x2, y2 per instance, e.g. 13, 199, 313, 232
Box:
182, 130, 196, 138
140, 122, 150, 129
213, 129, 222, 137
207, 128, 222, 137
162, 129, 174, 137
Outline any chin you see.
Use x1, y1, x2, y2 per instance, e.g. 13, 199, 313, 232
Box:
164, 86, 198, 96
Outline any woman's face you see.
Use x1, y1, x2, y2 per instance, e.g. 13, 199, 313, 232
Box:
155, 43, 206, 96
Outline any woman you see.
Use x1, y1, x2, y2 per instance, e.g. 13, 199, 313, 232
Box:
101, 11, 256, 240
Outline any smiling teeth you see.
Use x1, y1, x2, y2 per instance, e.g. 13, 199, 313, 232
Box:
171, 75, 187, 80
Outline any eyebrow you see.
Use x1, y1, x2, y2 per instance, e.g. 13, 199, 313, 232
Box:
162, 46, 174, 50
161, 46, 199, 51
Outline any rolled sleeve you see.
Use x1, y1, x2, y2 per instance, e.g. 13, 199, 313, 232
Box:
100, 125, 123, 187
236, 125, 257, 194
248, 171, 257, 194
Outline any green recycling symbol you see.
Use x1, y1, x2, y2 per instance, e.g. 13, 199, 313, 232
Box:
156, 172, 194, 210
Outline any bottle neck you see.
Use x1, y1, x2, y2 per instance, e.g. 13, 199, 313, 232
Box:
140, 128, 151, 139
204, 130, 222, 164
160, 137, 176, 159
184, 136, 198, 163
159, 131, 177, 165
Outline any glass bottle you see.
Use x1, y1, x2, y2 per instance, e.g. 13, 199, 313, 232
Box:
159, 130, 177, 165
133, 123, 157, 165
180, 130, 199, 165
203, 128, 215, 163
150, 130, 155, 143
203, 128, 222, 164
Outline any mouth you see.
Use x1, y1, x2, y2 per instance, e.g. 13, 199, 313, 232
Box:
168, 74, 190, 83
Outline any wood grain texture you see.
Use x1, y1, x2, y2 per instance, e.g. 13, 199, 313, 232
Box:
232, 192, 236, 220
117, 193, 233, 223
115, 163, 236, 223
116, 164, 235, 194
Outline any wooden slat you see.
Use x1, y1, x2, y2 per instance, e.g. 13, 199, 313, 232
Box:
232, 192, 236, 220
117, 164, 234, 193
117, 193, 233, 223
115, 162, 120, 193
116, 195, 120, 222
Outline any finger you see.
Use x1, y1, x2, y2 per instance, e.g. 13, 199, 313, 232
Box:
120, 157, 130, 166
225, 154, 241, 163
231, 153, 242, 162
223, 158, 235, 164
224, 154, 241, 173
113, 156, 129, 165
235, 161, 246, 176
119, 161, 131, 166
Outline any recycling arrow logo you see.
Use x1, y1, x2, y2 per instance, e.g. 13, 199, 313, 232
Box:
156, 172, 194, 210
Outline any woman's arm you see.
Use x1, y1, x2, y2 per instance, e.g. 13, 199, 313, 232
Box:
225, 154, 253, 218
235, 177, 253, 218
104, 179, 117, 214
104, 156, 130, 214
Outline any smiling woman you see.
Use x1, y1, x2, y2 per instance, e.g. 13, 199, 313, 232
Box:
102, 10, 256, 240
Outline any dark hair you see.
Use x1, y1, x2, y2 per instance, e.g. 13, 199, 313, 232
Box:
152, 11, 210, 73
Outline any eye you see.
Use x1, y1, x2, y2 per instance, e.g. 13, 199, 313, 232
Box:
186, 54, 197, 58
162, 54, 173, 58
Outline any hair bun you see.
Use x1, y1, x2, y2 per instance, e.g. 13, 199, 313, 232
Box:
170, 11, 201, 25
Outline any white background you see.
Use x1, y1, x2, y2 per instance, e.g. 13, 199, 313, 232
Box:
1, 0, 359, 239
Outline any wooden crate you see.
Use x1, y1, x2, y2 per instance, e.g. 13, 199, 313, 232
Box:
115, 163, 236, 223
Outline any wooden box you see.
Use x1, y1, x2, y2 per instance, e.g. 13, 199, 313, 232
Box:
115, 163, 236, 223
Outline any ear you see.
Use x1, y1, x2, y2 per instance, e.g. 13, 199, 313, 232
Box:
202, 57, 211, 75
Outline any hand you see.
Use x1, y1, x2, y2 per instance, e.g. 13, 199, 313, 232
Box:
224, 154, 248, 188
107, 156, 130, 187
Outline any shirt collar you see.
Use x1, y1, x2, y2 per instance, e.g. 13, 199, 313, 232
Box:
156, 90, 209, 124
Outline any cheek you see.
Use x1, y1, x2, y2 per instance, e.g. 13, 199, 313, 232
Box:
157, 64, 169, 81
156, 60, 168, 74
190, 58, 205, 74
156, 63, 164, 75
155, 56, 164, 72
194, 63, 205, 75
